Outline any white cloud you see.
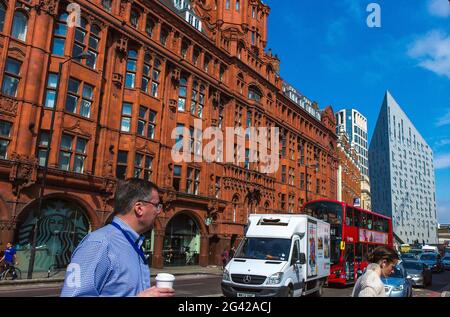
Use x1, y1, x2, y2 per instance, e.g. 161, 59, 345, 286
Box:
428, 0, 450, 18
436, 109, 450, 127
408, 30, 450, 79
435, 153, 450, 169
435, 139, 450, 147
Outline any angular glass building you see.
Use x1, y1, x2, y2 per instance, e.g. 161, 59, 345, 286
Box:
369, 91, 437, 244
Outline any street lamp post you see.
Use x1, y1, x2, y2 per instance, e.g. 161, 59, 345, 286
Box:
27, 53, 89, 279
305, 162, 319, 203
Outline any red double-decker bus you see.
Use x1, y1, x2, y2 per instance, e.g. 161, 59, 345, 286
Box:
303, 199, 393, 286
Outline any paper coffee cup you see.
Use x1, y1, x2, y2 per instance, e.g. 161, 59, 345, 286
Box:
155, 273, 175, 289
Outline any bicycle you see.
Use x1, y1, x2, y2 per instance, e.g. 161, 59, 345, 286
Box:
0, 263, 21, 281
47, 263, 66, 278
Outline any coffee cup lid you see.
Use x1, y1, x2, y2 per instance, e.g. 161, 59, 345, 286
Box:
156, 273, 175, 281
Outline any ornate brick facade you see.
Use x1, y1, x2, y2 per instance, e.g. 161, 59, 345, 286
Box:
336, 128, 361, 206
0, 0, 337, 268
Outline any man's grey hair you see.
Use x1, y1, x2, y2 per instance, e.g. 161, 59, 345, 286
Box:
114, 178, 159, 215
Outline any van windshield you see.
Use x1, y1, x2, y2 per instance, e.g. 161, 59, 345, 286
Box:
235, 238, 292, 261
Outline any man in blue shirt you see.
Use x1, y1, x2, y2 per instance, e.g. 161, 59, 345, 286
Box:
61, 179, 175, 297
0, 242, 18, 280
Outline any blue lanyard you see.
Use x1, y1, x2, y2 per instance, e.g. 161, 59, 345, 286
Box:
111, 222, 148, 265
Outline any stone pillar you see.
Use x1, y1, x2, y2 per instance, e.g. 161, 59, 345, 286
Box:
152, 230, 165, 269
15, 6, 56, 158
199, 235, 209, 267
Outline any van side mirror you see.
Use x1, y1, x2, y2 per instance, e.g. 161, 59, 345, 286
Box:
299, 253, 306, 265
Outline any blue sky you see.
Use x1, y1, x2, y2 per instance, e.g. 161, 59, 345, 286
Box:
264, 0, 450, 223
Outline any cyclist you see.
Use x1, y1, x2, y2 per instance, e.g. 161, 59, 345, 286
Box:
0, 242, 18, 280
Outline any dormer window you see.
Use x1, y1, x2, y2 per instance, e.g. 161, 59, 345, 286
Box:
248, 86, 262, 102
174, 0, 187, 10
130, 8, 140, 28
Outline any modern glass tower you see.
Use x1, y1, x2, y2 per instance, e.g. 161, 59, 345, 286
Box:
335, 109, 369, 177
369, 91, 438, 244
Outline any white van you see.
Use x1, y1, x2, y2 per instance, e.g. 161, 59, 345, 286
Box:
422, 245, 438, 253
222, 214, 330, 297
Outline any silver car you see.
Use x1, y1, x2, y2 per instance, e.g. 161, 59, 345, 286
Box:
381, 262, 413, 297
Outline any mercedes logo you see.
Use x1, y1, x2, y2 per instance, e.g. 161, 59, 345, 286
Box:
243, 275, 252, 284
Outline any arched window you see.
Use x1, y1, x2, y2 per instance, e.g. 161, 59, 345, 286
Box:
0, 2, 6, 33
11, 11, 28, 41
146, 16, 154, 37
125, 50, 138, 88
52, 13, 68, 56
178, 77, 187, 111
248, 86, 262, 102
130, 8, 140, 28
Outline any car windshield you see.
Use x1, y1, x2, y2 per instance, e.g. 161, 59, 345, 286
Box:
420, 254, 437, 261
235, 238, 291, 261
403, 261, 423, 270
389, 265, 405, 278
402, 253, 415, 259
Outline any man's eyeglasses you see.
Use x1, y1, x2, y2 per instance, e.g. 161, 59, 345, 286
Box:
138, 200, 163, 210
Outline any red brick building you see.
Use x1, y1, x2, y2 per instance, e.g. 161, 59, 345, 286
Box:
336, 128, 361, 206
0, 0, 337, 271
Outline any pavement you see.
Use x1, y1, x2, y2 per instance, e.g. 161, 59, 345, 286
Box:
0, 265, 224, 289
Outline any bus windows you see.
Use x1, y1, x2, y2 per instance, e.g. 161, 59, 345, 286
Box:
367, 214, 373, 230
380, 218, 389, 233
346, 207, 354, 226
354, 209, 361, 227
360, 211, 367, 228
355, 243, 363, 262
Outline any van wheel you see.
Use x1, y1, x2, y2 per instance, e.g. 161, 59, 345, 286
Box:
284, 285, 294, 297
313, 281, 324, 297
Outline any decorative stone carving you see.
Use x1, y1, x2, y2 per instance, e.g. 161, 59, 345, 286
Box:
170, 68, 181, 84
0, 96, 18, 115
112, 73, 123, 88
119, 0, 131, 17
103, 160, 115, 178
9, 153, 39, 196
65, 120, 91, 138
169, 99, 177, 113
162, 190, 177, 212
116, 36, 128, 60
34, 0, 58, 16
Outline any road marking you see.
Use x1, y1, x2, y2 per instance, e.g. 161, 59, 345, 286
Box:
199, 293, 223, 297
178, 282, 204, 286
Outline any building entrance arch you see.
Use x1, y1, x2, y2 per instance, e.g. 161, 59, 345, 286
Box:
15, 198, 91, 272
163, 212, 201, 267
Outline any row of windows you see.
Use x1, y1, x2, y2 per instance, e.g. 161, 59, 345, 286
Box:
125, 50, 161, 97
120, 102, 157, 139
